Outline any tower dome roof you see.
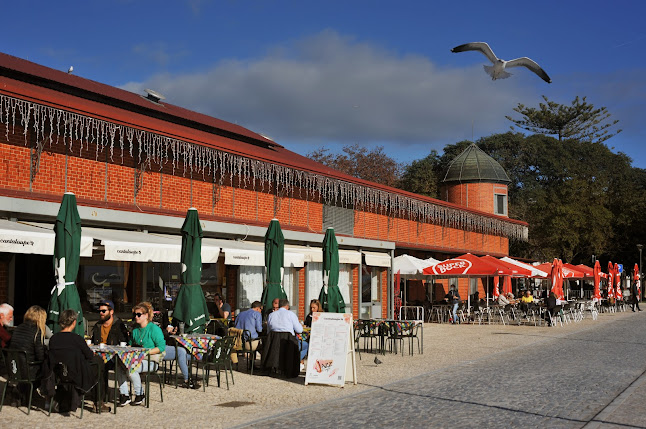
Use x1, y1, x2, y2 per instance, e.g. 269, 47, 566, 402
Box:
442, 143, 511, 184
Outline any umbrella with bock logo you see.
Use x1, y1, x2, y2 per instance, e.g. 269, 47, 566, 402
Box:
318, 227, 345, 313
172, 208, 210, 334
47, 193, 84, 336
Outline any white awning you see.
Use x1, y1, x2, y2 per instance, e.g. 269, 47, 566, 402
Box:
204, 238, 305, 268
1, 220, 92, 256
363, 251, 391, 267
339, 249, 361, 265
87, 228, 220, 263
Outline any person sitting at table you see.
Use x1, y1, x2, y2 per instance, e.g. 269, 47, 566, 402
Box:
498, 292, 511, 307
234, 301, 263, 368
209, 293, 231, 321
117, 301, 165, 407
0, 303, 14, 349
161, 312, 199, 390
90, 300, 129, 346
45, 309, 97, 413
8, 305, 47, 404
519, 290, 534, 313
267, 299, 308, 372
304, 299, 323, 328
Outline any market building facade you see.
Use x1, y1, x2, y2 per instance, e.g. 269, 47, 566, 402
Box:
0, 52, 527, 323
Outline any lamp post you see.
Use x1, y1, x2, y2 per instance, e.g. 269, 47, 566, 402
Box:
638, 244, 643, 301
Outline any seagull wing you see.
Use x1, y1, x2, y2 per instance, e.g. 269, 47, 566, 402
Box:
451, 42, 498, 64
506, 57, 552, 83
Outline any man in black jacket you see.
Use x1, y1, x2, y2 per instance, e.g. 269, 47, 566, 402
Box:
90, 300, 129, 346
631, 279, 642, 312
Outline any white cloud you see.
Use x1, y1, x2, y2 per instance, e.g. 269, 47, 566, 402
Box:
121, 30, 540, 158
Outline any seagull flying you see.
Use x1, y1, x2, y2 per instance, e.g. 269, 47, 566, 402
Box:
451, 42, 551, 83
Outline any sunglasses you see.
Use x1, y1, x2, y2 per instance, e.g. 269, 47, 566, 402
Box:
99, 309, 110, 314
133, 312, 145, 318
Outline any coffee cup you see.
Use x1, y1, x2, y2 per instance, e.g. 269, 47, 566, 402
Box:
99, 343, 106, 350
120, 341, 127, 347
86, 339, 92, 346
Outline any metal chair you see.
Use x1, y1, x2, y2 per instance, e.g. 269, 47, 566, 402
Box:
138, 354, 164, 408
202, 336, 235, 390
0, 349, 42, 415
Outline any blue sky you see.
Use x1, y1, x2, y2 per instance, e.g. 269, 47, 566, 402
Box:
3, 0, 645, 168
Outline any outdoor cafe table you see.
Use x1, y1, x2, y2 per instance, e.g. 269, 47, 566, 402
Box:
354, 319, 422, 355
170, 334, 221, 381
90, 345, 150, 413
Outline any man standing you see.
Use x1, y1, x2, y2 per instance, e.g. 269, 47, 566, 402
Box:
267, 299, 308, 371
0, 303, 13, 348
631, 278, 642, 312
90, 300, 129, 345
235, 301, 263, 367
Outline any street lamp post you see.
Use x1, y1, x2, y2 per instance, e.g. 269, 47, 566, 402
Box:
638, 244, 643, 301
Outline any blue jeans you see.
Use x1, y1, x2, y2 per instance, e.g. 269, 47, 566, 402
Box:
163, 346, 190, 381
118, 360, 158, 395
452, 303, 459, 323
300, 340, 309, 361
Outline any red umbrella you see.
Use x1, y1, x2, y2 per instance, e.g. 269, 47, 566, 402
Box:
575, 264, 594, 278
502, 276, 513, 295
634, 263, 641, 301
394, 270, 402, 320
593, 260, 601, 300
481, 255, 533, 277
607, 261, 615, 299
562, 263, 587, 279
615, 263, 623, 300
423, 253, 503, 276
493, 276, 500, 299
550, 258, 565, 300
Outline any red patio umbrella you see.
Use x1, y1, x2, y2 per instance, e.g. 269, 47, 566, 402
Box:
615, 263, 623, 300
562, 263, 587, 279
502, 276, 513, 295
593, 260, 602, 300
493, 276, 500, 299
607, 261, 615, 299
575, 264, 594, 279
550, 258, 564, 300
634, 263, 641, 301
423, 253, 503, 276
481, 256, 533, 277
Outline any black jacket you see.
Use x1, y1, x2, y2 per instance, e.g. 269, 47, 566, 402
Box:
8, 321, 45, 379
90, 317, 130, 345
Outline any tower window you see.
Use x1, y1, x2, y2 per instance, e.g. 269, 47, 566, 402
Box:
494, 193, 507, 216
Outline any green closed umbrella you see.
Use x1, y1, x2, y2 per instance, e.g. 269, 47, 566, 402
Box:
319, 227, 346, 313
261, 219, 287, 315
47, 193, 84, 336
173, 208, 210, 333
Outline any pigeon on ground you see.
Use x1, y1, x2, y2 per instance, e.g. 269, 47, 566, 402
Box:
374, 356, 382, 365
451, 42, 551, 83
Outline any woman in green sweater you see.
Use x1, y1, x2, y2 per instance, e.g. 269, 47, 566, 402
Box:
117, 301, 165, 406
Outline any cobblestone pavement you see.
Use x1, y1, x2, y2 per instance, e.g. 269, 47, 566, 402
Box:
242, 313, 646, 429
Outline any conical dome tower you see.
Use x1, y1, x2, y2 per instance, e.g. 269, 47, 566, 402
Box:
441, 143, 511, 216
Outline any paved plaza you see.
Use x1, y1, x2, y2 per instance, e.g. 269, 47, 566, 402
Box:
2, 311, 645, 428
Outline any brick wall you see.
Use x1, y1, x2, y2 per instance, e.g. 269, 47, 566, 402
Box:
443, 182, 509, 218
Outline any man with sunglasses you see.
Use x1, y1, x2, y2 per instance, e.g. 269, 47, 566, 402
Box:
90, 300, 130, 346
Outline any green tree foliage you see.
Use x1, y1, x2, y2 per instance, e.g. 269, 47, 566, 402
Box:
398, 150, 441, 198
307, 144, 401, 187
506, 95, 622, 144
438, 133, 642, 264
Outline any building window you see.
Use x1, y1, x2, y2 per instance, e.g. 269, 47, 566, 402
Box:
322, 205, 354, 236
494, 193, 507, 216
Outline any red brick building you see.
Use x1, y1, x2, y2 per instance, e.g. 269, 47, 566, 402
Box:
0, 52, 527, 322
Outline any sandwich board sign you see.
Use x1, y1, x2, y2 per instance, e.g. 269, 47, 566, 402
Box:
305, 312, 357, 387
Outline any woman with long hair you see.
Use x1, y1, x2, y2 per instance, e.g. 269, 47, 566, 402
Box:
8, 305, 47, 404
304, 299, 323, 328
116, 301, 165, 407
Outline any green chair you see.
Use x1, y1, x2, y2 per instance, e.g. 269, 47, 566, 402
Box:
238, 330, 261, 375
0, 349, 42, 415
47, 362, 92, 419
202, 336, 235, 390
162, 340, 182, 389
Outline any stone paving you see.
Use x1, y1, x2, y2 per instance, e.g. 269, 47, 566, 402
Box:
241, 313, 646, 428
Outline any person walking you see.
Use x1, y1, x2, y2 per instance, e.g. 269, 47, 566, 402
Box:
631, 278, 642, 312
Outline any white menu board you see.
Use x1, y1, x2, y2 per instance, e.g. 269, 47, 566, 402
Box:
305, 312, 357, 387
